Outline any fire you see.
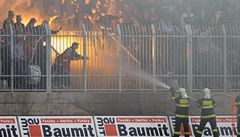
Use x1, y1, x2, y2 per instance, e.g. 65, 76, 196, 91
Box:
51, 31, 118, 76
49, 15, 59, 26
50, 31, 119, 89
0, 0, 46, 26
0, 0, 122, 89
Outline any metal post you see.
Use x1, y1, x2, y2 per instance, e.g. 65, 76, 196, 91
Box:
222, 25, 227, 92
116, 24, 122, 92
10, 25, 14, 92
82, 24, 87, 92
151, 24, 157, 92
185, 25, 193, 92
44, 24, 52, 93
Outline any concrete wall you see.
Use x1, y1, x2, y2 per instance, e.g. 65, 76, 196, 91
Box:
0, 92, 238, 116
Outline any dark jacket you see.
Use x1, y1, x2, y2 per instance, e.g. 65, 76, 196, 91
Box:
197, 98, 216, 118
172, 93, 190, 118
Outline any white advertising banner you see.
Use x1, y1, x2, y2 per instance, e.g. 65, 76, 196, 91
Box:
94, 116, 172, 137
18, 116, 97, 137
0, 116, 20, 137
169, 116, 238, 137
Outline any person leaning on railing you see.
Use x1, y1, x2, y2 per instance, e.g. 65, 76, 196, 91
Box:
52, 42, 88, 89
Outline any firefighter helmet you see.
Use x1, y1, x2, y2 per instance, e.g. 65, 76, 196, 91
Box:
203, 88, 211, 99
178, 88, 188, 98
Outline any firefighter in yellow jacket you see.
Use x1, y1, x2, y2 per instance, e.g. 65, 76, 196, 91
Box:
195, 88, 219, 137
171, 88, 190, 137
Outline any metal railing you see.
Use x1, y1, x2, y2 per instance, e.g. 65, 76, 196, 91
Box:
0, 24, 239, 92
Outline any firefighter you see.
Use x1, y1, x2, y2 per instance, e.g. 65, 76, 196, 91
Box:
195, 88, 219, 137
171, 88, 190, 137
235, 95, 240, 137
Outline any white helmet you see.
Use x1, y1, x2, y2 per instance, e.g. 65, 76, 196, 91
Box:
178, 88, 188, 98
203, 88, 211, 99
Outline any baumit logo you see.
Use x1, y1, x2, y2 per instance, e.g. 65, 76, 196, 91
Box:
19, 117, 96, 137
95, 116, 171, 137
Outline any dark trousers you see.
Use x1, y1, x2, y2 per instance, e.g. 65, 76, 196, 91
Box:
174, 117, 189, 137
52, 64, 70, 88
195, 117, 219, 137
237, 117, 240, 137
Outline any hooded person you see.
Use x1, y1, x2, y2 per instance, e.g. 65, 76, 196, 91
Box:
195, 88, 219, 137
171, 88, 190, 137
25, 18, 37, 35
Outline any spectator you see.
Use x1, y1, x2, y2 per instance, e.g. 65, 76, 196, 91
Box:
214, 10, 225, 25
14, 15, 25, 35
3, 10, 15, 32
87, 7, 101, 25
33, 20, 61, 89
36, 20, 62, 35
180, 7, 194, 25
25, 18, 37, 35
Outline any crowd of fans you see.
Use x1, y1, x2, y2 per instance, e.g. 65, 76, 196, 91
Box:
0, 0, 239, 90
0, 10, 87, 89
2, 0, 240, 30
45, 0, 240, 29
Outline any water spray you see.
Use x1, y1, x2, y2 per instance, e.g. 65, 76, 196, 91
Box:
161, 84, 170, 90
103, 25, 170, 90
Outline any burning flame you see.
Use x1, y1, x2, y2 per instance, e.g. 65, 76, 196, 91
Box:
0, 0, 46, 26
49, 15, 59, 26
50, 31, 119, 88
0, 0, 125, 89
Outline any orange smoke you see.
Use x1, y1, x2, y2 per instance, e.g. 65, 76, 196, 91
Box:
0, 0, 48, 26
